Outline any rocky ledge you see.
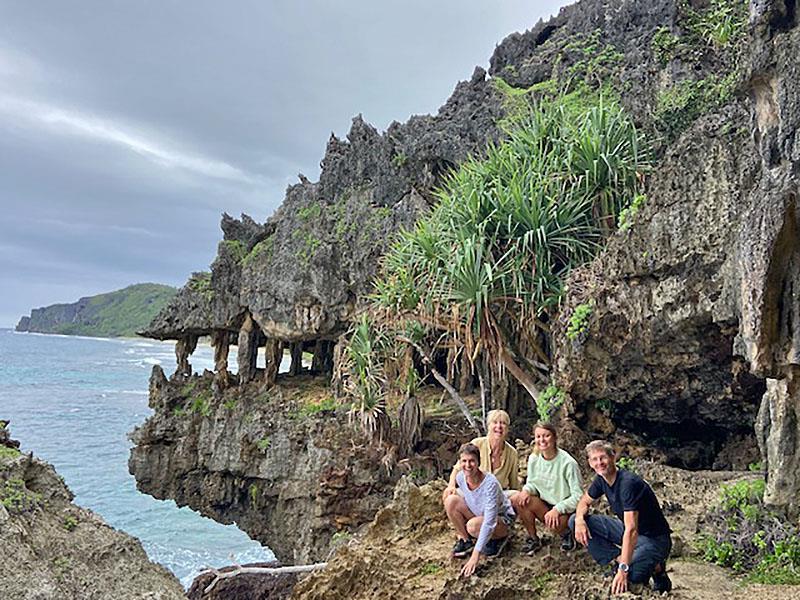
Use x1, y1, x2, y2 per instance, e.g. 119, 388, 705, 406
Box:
129, 366, 465, 565
0, 424, 185, 600
293, 466, 794, 600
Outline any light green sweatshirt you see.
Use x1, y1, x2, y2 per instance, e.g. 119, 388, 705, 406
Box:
522, 448, 583, 514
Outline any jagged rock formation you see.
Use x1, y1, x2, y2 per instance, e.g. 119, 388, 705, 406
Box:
15, 283, 177, 338
292, 467, 793, 600
0, 427, 184, 599
130, 368, 397, 563
140, 68, 507, 391
551, 0, 800, 513
132, 2, 800, 583
129, 367, 470, 565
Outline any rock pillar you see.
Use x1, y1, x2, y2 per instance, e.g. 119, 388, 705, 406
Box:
175, 334, 198, 378
264, 338, 283, 386
212, 330, 231, 387
311, 340, 334, 375
238, 315, 259, 384
756, 367, 800, 517
289, 342, 303, 376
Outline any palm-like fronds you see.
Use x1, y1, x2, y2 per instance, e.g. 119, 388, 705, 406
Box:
367, 92, 648, 408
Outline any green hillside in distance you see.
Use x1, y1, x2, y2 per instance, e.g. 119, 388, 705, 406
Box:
15, 283, 178, 338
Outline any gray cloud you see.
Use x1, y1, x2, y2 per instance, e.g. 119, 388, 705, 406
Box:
0, 0, 569, 326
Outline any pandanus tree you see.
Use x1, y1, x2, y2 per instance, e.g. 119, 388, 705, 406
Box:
343, 92, 648, 439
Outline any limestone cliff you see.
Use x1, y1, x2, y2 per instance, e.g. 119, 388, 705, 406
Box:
129, 367, 468, 564
132, 0, 800, 584
552, 0, 800, 514
0, 424, 185, 600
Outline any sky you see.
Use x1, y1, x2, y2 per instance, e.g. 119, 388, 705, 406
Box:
0, 0, 570, 327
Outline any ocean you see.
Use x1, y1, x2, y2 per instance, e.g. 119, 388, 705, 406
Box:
0, 328, 275, 588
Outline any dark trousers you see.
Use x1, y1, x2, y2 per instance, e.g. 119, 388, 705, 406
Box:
568, 513, 672, 583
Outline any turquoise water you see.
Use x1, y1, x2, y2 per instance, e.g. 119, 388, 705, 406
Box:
0, 328, 274, 588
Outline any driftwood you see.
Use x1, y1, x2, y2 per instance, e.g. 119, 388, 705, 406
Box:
201, 562, 328, 594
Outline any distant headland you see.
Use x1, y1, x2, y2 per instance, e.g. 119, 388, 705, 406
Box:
15, 283, 178, 338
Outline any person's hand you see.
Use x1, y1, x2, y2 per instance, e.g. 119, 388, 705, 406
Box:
461, 552, 480, 578
517, 490, 531, 507
442, 485, 456, 503
574, 519, 590, 547
544, 507, 561, 530
611, 569, 628, 595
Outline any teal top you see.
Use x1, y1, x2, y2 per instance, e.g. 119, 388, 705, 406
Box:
522, 448, 583, 514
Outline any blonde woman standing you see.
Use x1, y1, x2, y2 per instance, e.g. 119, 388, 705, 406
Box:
442, 409, 520, 504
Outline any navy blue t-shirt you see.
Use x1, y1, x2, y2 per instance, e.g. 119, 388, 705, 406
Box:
587, 469, 671, 538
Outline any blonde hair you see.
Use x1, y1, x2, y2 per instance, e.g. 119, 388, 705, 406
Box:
585, 440, 615, 457
486, 409, 510, 428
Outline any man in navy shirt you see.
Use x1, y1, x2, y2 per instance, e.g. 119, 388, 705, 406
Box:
569, 440, 672, 595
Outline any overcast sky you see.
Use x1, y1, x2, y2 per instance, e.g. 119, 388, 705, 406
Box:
0, 0, 569, 327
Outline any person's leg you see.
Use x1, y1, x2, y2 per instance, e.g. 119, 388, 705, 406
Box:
510, 493, 547, 537
568, 514, 624, 566
465, 516, 508, 540
444, 494, 474, 540
628, 534, 672, 584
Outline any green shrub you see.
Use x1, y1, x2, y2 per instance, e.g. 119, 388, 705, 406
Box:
242, 238, 274, 268
1, 478, 41, 513
220, 239, 246, 262
419, 562, 443, 576
297, 202, 322, 221
63, 515, 79, 532
618, 194, 647, 231
700, 478, 800, 584
256, 437, 271, 452
537, 384, 565, 423
0, 446, 20, 460
567, 303, 593, 341
616, 456, 638, 474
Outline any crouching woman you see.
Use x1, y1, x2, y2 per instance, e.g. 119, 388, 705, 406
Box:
444, 443, 516, 577
510, 422, 583, 554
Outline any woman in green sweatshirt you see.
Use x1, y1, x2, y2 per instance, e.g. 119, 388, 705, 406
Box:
510, 422, 583, 554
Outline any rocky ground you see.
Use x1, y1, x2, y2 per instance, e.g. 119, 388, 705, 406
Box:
291, 462, 800, 600
0, 426, 185, 600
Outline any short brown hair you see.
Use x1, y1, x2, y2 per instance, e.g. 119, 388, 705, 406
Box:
458, 443, 481, 462
585, 440, 615, 457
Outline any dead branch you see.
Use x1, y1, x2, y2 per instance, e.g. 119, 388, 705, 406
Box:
397, 335, 482, 435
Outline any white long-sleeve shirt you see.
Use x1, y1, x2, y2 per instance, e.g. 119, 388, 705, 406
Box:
456, 470, 514, 553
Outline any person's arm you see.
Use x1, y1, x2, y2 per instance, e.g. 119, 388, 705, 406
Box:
611, 511, 639, 595
554, 460, 583, 515
573, 492, 594, 546
462, 480, 499, 578
442, 463, 459, 502
507, 446, 520, 490
520, 453, 539, 504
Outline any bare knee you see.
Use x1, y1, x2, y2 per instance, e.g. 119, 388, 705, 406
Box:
444, 494, 464, 515
466, 517, 483, 538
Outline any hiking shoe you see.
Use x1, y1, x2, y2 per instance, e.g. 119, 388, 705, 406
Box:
652, 567, 672, 593
560, 531, 577, 552
484, 536, 508, 557
452, 537, 475, 558
521, 535, 542, 555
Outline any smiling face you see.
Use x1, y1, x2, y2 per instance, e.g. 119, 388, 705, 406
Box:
534, 427, 556, 454
588, 448, 616, 479
459, 451, 479, 476
489, 418, 508, 440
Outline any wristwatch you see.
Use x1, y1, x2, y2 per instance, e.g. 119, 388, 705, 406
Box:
618, 563, 630, 573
